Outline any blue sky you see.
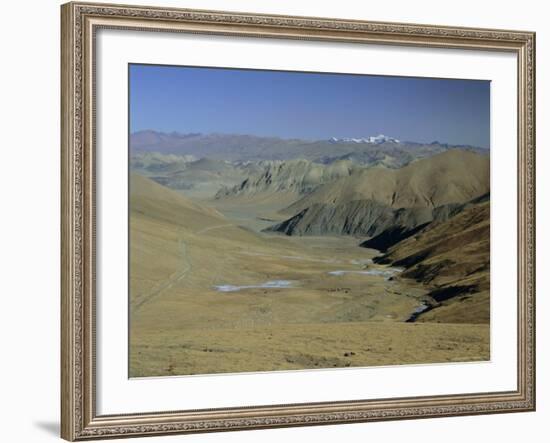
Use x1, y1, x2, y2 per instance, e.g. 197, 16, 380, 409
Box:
129, 64, 490, 148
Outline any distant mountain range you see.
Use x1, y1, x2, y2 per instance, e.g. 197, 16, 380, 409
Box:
130, 130, 488, 167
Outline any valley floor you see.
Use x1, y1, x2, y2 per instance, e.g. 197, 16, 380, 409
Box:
129, 181, 489, 377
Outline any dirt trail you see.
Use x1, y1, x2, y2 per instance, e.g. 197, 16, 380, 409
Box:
132, 238, 191, 312
132, 223, 236, 312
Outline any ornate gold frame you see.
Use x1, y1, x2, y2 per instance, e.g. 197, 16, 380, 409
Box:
61, 2, 536, 440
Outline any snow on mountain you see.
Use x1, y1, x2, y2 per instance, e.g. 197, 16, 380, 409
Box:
330, 134, 400, 144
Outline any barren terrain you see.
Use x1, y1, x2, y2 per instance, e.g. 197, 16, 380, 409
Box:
129, 170, 489, 377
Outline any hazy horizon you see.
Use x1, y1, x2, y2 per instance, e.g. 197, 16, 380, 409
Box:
130, 128, 489, 148
130, 64, 491, 149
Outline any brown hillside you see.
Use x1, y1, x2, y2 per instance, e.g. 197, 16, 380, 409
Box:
285, 150, 489, 215
376, 200, 490, 324
130, 173, 224, 228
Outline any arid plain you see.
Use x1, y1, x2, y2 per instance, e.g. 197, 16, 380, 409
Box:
129, 132, 490, 377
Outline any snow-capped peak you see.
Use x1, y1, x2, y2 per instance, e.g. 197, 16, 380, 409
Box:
330, 134, 400, 144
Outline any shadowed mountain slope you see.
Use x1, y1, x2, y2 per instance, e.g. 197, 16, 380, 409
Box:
374, 199, 490, 324
264, 199, 466, 239
361, 193, 489, 251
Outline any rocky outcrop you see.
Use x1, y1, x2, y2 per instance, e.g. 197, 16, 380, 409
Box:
216, 159, 357, 199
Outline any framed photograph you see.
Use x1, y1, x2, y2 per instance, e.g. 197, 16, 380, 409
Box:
61, 2, 536, 440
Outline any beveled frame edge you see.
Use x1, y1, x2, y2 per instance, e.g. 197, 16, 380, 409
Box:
60, 1, 536, 441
